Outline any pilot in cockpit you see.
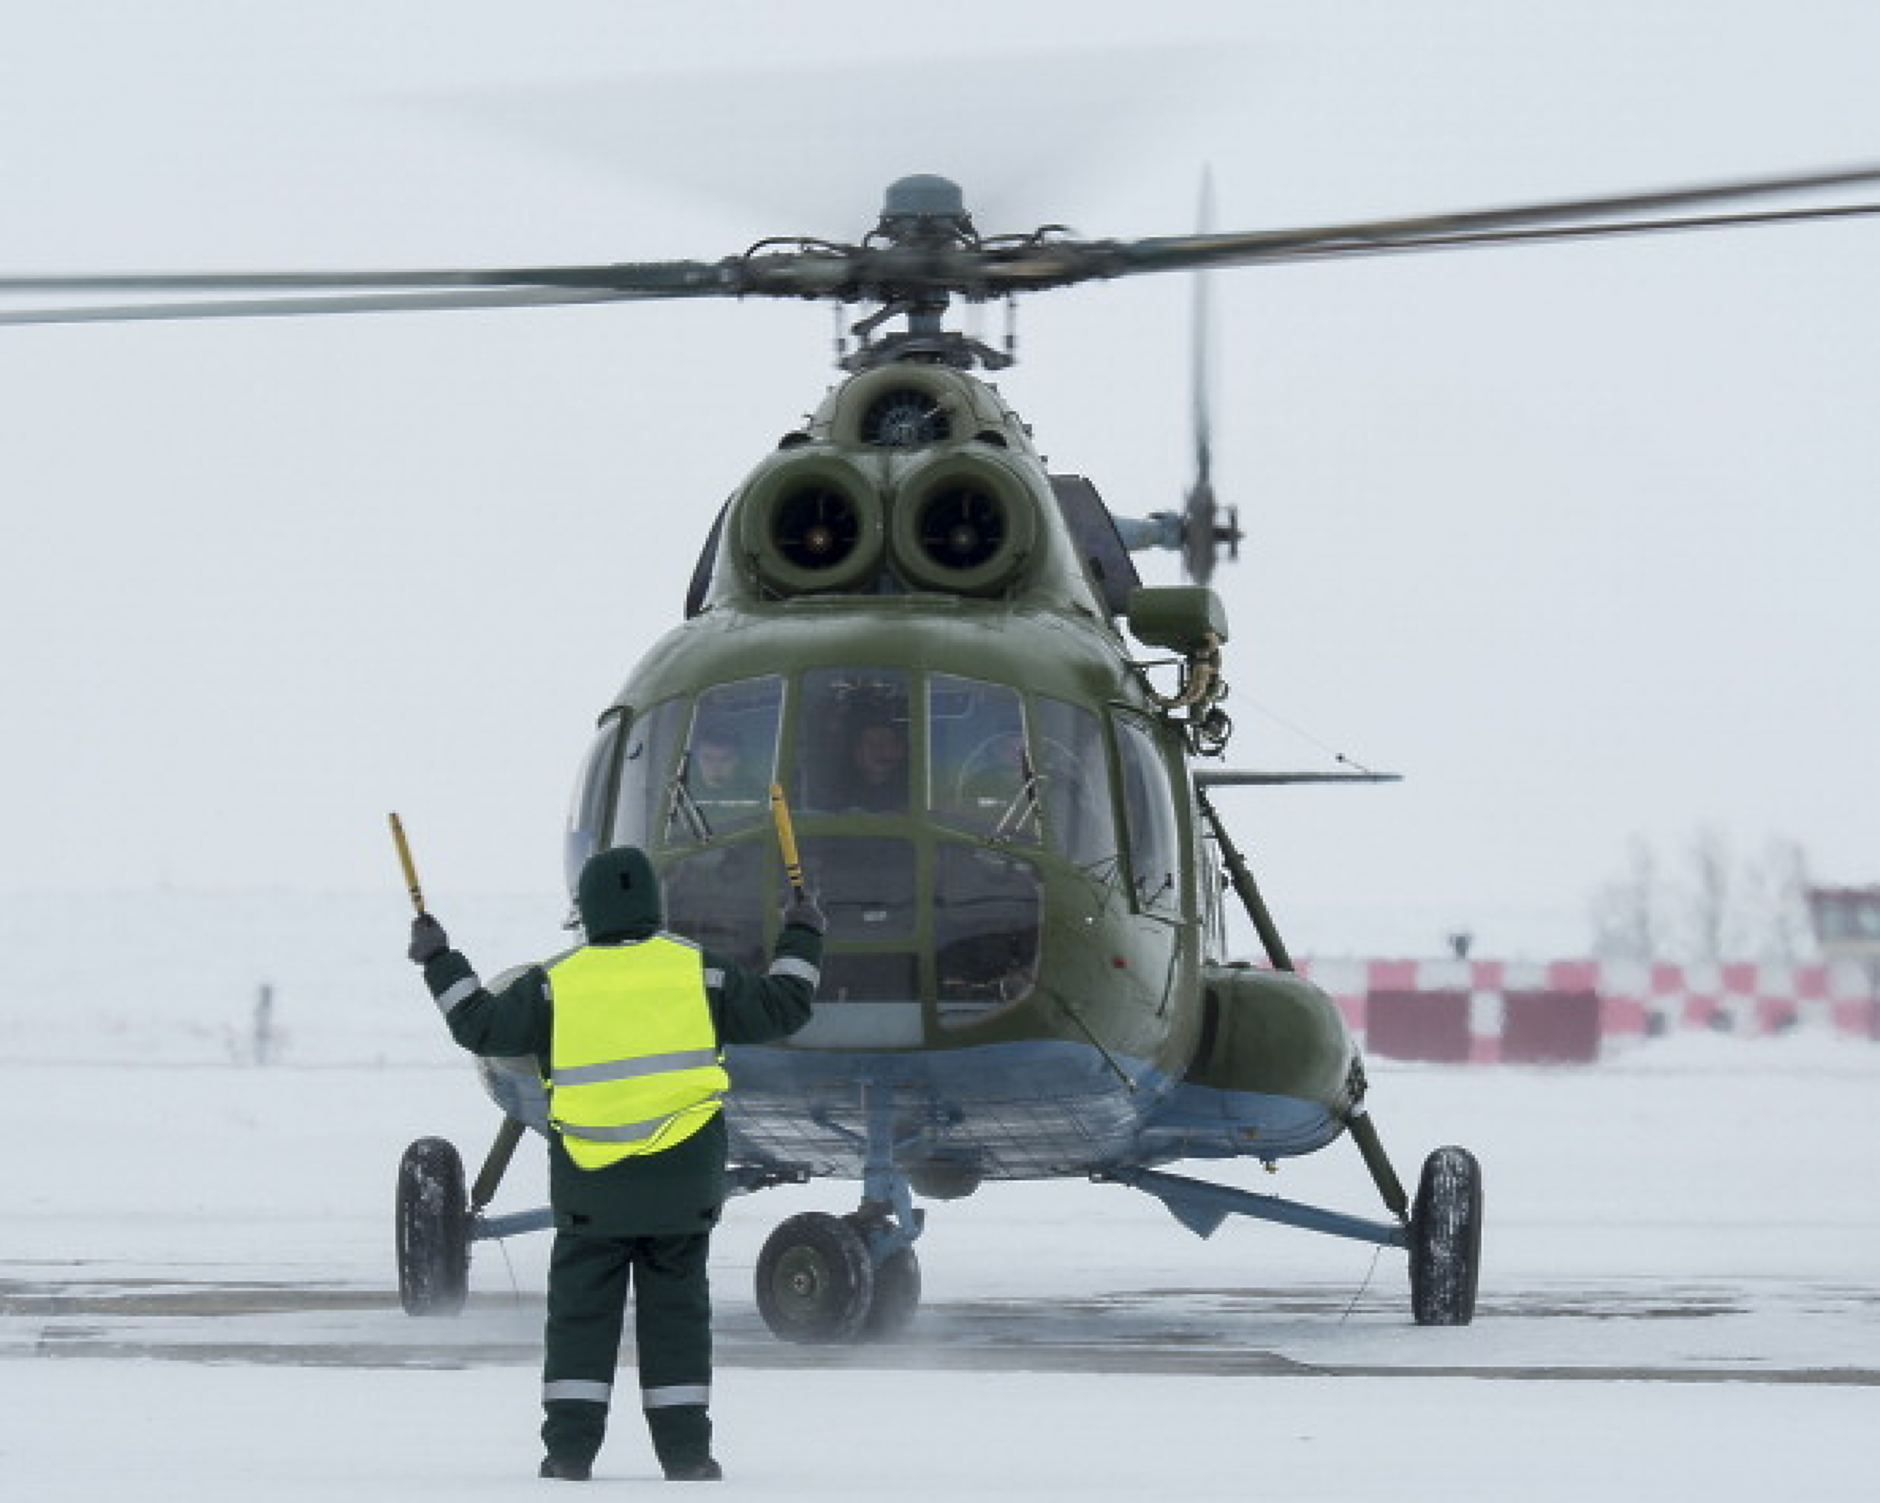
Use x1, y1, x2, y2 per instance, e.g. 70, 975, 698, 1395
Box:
842, 718, 909, 812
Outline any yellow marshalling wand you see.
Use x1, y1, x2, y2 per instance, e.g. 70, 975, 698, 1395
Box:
388, 812, 426, 915
768, 783, 806, 901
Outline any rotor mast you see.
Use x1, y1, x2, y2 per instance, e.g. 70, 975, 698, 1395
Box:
841, 175, 1016, 373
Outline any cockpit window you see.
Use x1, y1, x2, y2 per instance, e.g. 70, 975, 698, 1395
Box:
564, 716, 624, 892
936, 845, 1042, 1026
1033, 697, 1119, 876
798, 834, 919, 1002
1113, 713, 1181, 915
609, 699, 685, 851
796, 667, 911, 813
662, 843, 766, 970
676, 676, 783, 841
928, 675, 1037, 843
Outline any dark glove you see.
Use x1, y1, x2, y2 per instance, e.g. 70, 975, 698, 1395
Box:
408, 913, 449, 964
781, 894, 827, 935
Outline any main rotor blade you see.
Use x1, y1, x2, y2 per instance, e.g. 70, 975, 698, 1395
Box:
1234, 199, 1880, 265
0, 260, 734, 295
6, 162, 1878, 328
0, 285, 680, 326
0, 246, 880, 324
1108, 162, 1880, 278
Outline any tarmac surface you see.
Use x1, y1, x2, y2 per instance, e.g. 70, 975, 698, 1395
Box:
8, 1270, 1876, 1384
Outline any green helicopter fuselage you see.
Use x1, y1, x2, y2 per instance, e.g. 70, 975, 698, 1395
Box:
558, 362, 1358, 1188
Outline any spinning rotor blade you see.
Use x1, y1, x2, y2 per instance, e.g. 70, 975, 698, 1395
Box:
0, 287, 666, 326
0, 259, 747, 326
1103, 163, 1880, 280
5, 161, 1879, 328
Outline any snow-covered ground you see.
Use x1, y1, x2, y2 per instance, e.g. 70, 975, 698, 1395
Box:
4, 892, 1878, 1498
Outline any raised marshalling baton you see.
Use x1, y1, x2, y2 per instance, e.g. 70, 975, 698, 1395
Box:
768, 782, 806, 902
388, 811, 427, 915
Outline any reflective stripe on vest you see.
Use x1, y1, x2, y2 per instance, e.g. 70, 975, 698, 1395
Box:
545, 936, 728, 1170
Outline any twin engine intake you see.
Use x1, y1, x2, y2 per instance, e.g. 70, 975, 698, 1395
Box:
735, 365, 1045, 600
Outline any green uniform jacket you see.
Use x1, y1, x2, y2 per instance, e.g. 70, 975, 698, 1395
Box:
422, 914, 819, 1238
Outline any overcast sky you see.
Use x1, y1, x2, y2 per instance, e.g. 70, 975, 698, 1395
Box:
3, 1, 1877, 957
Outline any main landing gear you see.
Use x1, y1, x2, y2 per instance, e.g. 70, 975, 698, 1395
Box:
398, 1090, 1480, 1334
1103, 1106, 1483, 1327
395, 1136, 470, 1316
396, 1115, 553, 1316
750, 1088, 929, 1344
1408, 1145, 1484, 1326
754, 1202, 924, 1343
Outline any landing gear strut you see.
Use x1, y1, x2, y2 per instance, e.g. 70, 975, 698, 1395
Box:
752, 1085, 928, 1344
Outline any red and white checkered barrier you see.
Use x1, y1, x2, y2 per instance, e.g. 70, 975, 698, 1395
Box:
1297, 958, 1879, 1063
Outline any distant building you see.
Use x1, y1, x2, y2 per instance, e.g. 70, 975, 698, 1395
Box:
1806, 886, 1880, 964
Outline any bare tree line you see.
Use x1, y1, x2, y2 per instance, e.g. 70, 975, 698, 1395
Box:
1589, 828, 1817, 962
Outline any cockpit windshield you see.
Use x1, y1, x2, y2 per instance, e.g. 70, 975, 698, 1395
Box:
677, 676, 783, 840
591, 664, 1160, 1027
795, 667, 910, 814
929, 675, 1037, 843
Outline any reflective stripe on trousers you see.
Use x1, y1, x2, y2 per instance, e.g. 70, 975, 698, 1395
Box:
642, 1384, 711, 1410
543, 1378, 612, 1405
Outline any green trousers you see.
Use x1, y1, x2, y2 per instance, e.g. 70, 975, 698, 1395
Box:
540, 1229, 714, 1473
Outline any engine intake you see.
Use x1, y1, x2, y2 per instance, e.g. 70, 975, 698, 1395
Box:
889, 454, 1038, 596
738, 456, 885, 595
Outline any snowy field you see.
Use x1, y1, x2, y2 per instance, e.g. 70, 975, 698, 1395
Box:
4, 892, 1879, 1499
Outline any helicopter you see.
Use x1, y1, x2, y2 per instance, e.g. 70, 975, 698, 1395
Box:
9, 163, 1880, 1343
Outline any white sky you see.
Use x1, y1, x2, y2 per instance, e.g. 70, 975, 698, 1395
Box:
3, 1, 1878, 957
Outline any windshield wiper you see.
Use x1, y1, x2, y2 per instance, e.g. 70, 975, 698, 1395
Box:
991, 746, 1043, 843
664, 752, 716, 844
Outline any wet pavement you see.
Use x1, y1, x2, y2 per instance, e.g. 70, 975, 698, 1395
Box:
6, 1272, 1877, 1384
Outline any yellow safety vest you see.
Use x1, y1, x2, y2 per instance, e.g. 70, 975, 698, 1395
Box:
544, 936, 729, 1170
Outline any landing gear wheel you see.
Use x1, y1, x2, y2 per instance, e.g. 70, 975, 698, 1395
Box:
396, 1136, 470, 1316
1409, 1145, 1483, 1326
755, 1212, 875, 1344
860, 1243, 922, 1341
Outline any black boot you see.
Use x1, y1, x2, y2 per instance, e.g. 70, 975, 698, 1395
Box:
539, 1457, 593, 1481
664, 1457, 723, 1482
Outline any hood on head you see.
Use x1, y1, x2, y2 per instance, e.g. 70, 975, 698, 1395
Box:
576, 846, 663, 942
